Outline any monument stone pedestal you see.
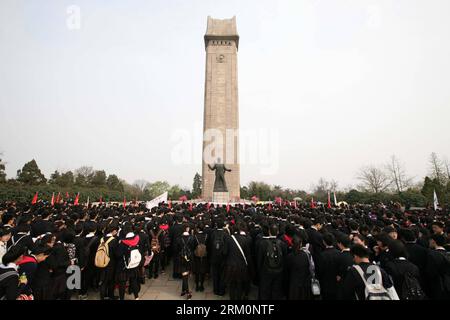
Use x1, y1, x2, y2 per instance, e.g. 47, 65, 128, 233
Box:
213, 192, 230, 203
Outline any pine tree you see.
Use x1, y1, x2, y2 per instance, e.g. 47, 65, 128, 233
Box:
192, 173, 202, 198
0, 157, 6, 183
16, 159, 47, 185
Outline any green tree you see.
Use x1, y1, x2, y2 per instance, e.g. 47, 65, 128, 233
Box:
145, 181, 170, 199
16, 159, 47, 185
345, 189, 364, 204
59, 171, 74, 187
421, 177, 434, 201
0, 156, 6, 183
247, 181, 272, 201
421, 176, 446, 206
106, 174, 123, 191
399, 189, 427, 208
192, 173, 202, 198
90, 170, 107, 187
240, 185, 249, 199
74, 166, 94, 187
49, 170, 61, 184
168, 184, 183, 200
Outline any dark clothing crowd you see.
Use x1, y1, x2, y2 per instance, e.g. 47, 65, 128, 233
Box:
0, 200, 449, 300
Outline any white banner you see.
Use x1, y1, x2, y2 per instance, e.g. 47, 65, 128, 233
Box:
146, 192, 168, 210
433, 190, 439, 210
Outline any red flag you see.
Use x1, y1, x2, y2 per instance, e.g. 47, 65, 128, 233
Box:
66, 192, 69, 199
310, 197, 316, 209
51, 192, 55, 206
123, 197, 127, 208
189, 202, 193, 212
206, 202, 211, 211
99, 196, 103, 205
168, 199, 172, 209
56, 192, 61, 204
74, 193, 80, 206
268, 202, 272, 211
327, 191, 331, 209
226, 201, 230, 213
179, 195, 187, 202
31, 192, 38, 205
275, 197, 282, 205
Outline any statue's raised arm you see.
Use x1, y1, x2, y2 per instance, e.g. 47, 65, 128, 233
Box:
208, 164, 215, 171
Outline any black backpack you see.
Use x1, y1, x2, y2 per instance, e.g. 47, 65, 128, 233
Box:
264, 239, 283, 273
402, 272, 426, 300
212, 231, 225, 258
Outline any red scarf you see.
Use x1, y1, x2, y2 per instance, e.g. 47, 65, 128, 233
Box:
283, 234, 293, 247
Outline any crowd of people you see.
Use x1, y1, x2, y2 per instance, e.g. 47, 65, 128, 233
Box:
0, 199, 449, 300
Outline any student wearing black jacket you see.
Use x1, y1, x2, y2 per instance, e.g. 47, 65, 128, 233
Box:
30, 211, 54, 238
401, 229, 428, 270
78, 223, 99, 299
400, 228, 429, 295
98, 224, 118, 300
0, 245, 27, 300
115, 223, 141, 300
174, 224, 195, 299
306, 218, 325, 263
17, 246, 51, 298
285, 235, 311, 300
48, 239, 71, 299
192, 223, 209, 292
426, 234, 450, 300
384, 240, 423, 299
341, 244, 394, 300
256, 224, 287, 300
209, 219, 229, 296
30, 234, 56, 300
224, 222, 252, 300
8, 214, 35, 253
136, 222, 150, 284
316, 233, 340, 300
336, 233, 353, 278
169, 214, 185, 279
147, 222, 161, 279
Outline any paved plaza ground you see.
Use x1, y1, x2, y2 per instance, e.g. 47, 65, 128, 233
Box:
86, 263, 258, 300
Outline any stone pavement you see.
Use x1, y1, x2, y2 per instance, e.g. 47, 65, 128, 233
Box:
87, 265, 258, 300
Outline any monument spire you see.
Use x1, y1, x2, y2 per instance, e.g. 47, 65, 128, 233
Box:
202, 16, 240, 202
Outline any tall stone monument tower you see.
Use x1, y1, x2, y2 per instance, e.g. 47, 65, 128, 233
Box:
202, 16, 240, 202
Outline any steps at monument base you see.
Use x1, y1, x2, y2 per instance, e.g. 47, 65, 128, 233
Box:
212, 192, 230, 203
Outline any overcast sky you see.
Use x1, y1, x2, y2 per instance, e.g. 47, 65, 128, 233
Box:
0, 0, 449, 191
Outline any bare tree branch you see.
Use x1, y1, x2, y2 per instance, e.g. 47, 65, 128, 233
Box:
385, 155, 412, 193
357, 165, 391, 193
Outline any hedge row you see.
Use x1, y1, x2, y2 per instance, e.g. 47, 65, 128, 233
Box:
0, 184, 140, 204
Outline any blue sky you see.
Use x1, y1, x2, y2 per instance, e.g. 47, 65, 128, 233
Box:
0, 0, 449, 190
